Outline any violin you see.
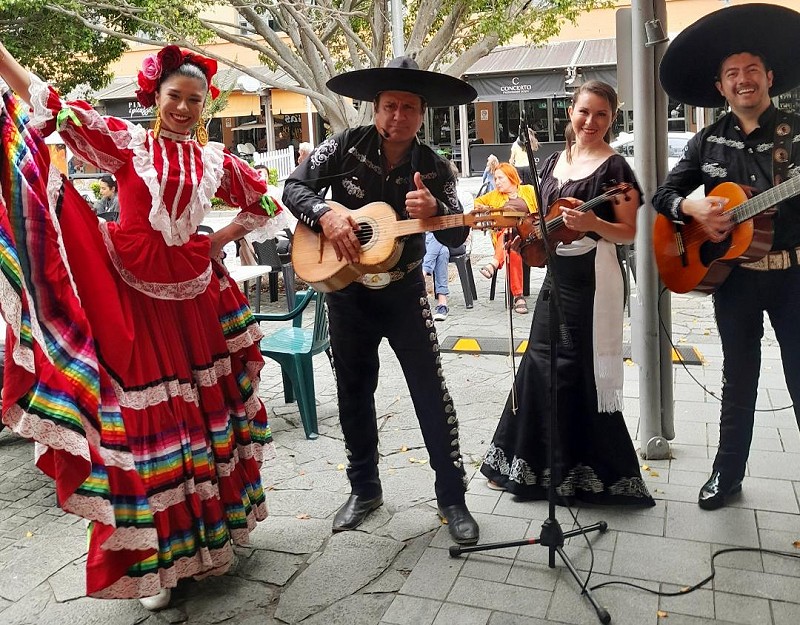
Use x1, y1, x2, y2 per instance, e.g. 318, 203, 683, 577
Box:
516, 182, 633, 267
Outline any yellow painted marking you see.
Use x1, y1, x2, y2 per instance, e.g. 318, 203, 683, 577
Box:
516, 340, 528, 353
452, 338, 481, 352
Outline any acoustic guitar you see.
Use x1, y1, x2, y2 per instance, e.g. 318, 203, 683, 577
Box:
653, 177, 800, 294
292, 200, 525, 292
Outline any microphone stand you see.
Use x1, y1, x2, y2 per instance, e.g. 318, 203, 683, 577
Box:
449, 118, 611, 625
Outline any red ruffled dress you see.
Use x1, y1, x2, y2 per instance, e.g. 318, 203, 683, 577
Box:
0, 75, 286, 599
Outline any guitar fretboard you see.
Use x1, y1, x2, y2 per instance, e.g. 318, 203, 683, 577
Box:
731, 175, 800, 224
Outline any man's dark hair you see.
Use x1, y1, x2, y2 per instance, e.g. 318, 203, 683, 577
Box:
715, 51, 772, 81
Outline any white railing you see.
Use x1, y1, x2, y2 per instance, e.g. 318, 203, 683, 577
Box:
253, 145, 296, 181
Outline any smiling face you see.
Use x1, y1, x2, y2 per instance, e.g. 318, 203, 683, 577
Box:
715, 52, 773, 116
568, 91, 613, 148
155, 73, 208, 135
373, 91, 425, 146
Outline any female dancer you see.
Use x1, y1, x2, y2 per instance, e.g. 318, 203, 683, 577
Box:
0, 43, 287, 607
480, 81, 654, 506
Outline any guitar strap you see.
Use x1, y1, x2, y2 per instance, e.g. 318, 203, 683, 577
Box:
772, 110, 793, 186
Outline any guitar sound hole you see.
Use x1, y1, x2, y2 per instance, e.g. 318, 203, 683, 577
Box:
699, 238, 731, 267
356, 223, 374, 245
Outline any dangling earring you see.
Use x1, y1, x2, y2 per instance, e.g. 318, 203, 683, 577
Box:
195, 121, 209, 146
152, 110, 162, 140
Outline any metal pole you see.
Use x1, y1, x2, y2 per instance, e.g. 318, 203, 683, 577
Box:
631, 0, 670, 459
391, 0, 404, 57
263, 90, 276, 152
306, 96, 315, 146
459, 103, 470, 176
653, 0, 675, 442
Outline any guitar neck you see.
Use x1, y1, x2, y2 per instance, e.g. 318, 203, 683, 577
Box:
394, 213, 469, 237
732, 175, 800, 224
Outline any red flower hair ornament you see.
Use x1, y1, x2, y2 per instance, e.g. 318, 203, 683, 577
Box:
136, 45, 220, 107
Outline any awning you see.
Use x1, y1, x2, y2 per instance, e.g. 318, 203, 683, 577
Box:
468, 71, 567, 102
463, 38, 618, 102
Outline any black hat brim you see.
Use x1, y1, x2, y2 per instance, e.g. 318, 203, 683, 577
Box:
326, 67, 477, 108
659, 3, 800, 107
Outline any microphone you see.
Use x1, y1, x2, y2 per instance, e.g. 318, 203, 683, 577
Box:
378, 127, 391, 139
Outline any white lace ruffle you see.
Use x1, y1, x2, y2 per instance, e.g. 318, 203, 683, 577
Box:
237, 208, 290, 244
99, 221, 213, 300
101, 526, 159, 552
5, 404, 91, 461
128, 125, 226, 247
26, 72, 53, 129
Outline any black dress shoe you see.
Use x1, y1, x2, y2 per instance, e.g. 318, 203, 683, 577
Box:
332, 494, 383, 532
698, 471, 742, 511
438, 504, 479, 545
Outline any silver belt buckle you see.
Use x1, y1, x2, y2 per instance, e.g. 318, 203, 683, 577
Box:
360, 273, 391, 289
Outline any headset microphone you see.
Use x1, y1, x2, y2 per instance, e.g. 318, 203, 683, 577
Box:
379, 127, 391, 139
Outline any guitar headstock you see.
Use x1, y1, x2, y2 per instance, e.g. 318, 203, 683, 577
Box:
465, 207, 525, 231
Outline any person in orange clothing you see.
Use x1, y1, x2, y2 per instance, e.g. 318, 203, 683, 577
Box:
476, 162, 538, 313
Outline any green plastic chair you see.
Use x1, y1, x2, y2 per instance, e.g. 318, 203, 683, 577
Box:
252, 289, 332, 440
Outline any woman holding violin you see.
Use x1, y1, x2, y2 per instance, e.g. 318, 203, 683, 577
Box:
480, 81, 654, 506
476, 163, 538, 314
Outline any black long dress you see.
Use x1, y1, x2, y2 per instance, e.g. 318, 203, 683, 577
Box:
480, 153, 654, 506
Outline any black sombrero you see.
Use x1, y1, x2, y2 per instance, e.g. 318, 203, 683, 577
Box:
659, 3, 800, 107
326, 56, 477, 107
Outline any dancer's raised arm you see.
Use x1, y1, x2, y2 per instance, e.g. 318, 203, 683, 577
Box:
0, 43, 32, 103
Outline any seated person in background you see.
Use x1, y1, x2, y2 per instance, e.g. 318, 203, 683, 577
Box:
93, 174, 119, 216
297, 142, 313, 164
423, 233, 451, 321
476, 163, 537, 314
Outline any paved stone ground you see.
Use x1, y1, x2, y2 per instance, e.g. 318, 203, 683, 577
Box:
1, 177, 799, 624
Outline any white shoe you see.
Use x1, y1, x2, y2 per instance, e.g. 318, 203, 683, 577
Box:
139, 588, 171, 611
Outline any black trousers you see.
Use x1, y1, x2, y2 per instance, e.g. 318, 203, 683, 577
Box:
326, 268, 467, 506
712, 265, 800, 481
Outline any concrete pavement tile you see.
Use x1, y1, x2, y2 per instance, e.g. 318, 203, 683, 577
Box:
612, 533, 711, 585
675, 421, 708, 446
748, 451, 799, 480
399, 546, 464, 600
713, 566, 800, 604
300, 594, 395, 625
772, 599, 800, 625
667, 501, 758, 547
446, 576, 551, 619
653, 615, 746, 625
659, 583, 714, 620
487, 613, 558, 625
0, 583, 52, 625
491, 494, 552, 520
464, 490, 502, 515
575, 507, 665, 537
757, 509, 800, 533
48, 560, 86, 603
669, 469, 711, 487
546, 571, 658, 625
653, 482, 705, 504
714, 590, 771, 624
711, 544, 765, 573
264, 488, 345, 519
673, 401, 722, 423
375, 504, 441, 542
391, 531, 435, 572
8, 596, 150, 625
178, 576, 274, 624
380, 466, 437, 511
750, 437, 784, 452
460, 553, 513, 583
364, 569, 406, 594
0, 535, 86, 602
728, 477, 798, 513
381, 595, 442, 625
668, 455, 715, 474
778, 427, 800, 452
429, 511, 530, 558
668, 444, 711, 460
236, 550, 303, 586
274, 531, 402, 623
247, 516, 330, 554
505, 559, 561, 591
432, 602, 491, 625
758, 530, 800, 577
